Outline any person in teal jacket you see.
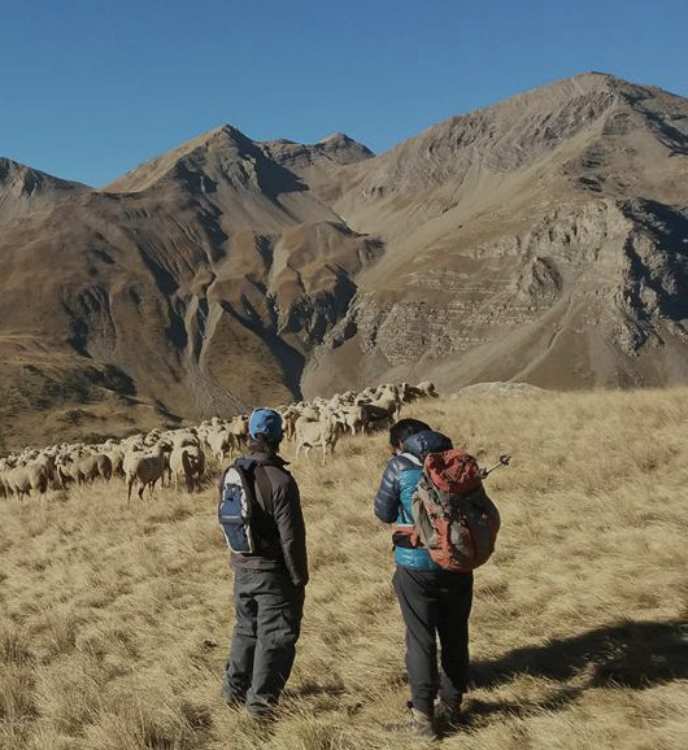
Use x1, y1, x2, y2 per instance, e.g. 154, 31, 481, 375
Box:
374, 419, 474, 739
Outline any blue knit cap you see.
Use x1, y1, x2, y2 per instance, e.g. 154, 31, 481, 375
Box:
249, 408, 283, 441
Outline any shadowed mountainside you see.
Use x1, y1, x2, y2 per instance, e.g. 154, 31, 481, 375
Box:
0, 128, 379, 448
3, 72, 688, 447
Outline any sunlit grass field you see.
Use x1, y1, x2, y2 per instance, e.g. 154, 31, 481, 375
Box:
2, 389, 687, 749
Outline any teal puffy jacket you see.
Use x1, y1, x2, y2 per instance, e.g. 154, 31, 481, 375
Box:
374, 430, 452, 571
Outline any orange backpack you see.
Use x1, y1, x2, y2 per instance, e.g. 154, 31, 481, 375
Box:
412, 449, 501, 572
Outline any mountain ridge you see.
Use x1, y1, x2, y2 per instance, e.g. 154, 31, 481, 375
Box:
0, 157, 91, 223
3, 70, 685, 192
2, 71, 688, 449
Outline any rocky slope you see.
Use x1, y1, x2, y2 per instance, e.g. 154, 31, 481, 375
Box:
303, 73, 688, 394
0, 158, 89, 223
0, 128, 379, 448
2, 72, 688, 447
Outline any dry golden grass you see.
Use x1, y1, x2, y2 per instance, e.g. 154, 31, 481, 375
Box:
2, 389, 688, 749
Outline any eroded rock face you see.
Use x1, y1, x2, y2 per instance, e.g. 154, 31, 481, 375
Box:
306, 195, 688, 394
302, 74, 688, 394
3, 72, 688, 443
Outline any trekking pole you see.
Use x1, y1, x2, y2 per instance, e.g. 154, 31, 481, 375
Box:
480, 454, 511, 479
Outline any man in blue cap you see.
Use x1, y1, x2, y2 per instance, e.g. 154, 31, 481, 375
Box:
221, 408, 308, 720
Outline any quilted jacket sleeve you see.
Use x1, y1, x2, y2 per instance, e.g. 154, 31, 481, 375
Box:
374, 457, 403, 523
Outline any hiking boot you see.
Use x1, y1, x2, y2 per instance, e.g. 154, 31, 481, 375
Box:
246, 698, 278, 724
246, 707, 278, 726
435, 698, 464, 731
409, 705, 437, 740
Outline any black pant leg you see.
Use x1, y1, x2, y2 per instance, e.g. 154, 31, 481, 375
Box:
393, 567, 440, 716
437, 572, 473, 705
224, 568, 259, 702
248, 571, 305, 716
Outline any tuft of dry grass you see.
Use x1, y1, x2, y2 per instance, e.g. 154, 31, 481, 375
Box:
1, 388, 687, 749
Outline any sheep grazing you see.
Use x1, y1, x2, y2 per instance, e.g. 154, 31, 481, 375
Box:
30, 453, 62, 490
171, 430, 201, 450
94, 454, 113, 481
338, 405, 369, 436
1, 380, 441, 503
295, 412, 346, 465
57, 454, 107, 486
3, 463, 48, 501
416, 380, 438, 398
106, 449, 125, 479
228, 415, 249, 449
205, 428, 234, 464
280, 407, 301, 441
124, 444, 171, 503
169, 445, 206, 492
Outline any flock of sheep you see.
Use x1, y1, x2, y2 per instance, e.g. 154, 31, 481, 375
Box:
0, 381, 438, 503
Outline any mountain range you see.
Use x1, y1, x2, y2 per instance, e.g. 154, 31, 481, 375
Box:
2, 71, 688, 448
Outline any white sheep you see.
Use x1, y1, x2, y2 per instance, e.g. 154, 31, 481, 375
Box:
124, 444, 170, 503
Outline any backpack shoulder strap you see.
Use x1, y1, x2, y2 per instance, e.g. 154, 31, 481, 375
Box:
253, 465, 274, 515
219, 467, 229, 494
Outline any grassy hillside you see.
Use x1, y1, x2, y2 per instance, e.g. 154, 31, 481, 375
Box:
2, 389, 687, 749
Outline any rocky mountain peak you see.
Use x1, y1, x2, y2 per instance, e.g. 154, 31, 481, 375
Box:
3, 73, 688, 447
103, 123, 260, 193
0, 157, 88, 193
315, 132, 374, 162
0, 157, 89, 223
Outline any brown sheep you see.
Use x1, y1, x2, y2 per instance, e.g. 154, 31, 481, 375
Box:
170, 445, 206, 492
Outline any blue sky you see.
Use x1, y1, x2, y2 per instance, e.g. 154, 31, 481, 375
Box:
2, 0, 686, 186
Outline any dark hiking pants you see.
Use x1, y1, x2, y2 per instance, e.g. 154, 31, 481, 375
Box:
393, 566, 474, 716
223, 568, 305, 716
